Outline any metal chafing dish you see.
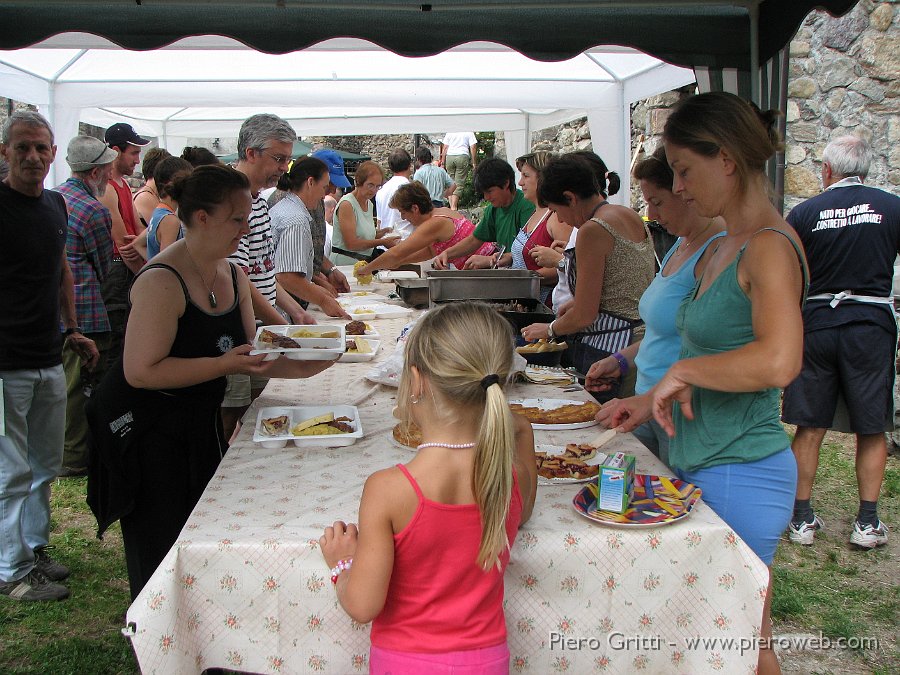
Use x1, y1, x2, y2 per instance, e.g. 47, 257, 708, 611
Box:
426, 269, 541, 305
490, 298, 555, 332
394, 278, 430, 308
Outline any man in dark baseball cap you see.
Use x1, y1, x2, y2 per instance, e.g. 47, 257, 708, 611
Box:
103, 123, 150, 149
97, 122, 152, 368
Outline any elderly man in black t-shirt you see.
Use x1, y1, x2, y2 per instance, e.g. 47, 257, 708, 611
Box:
0, 111, 98, 601
783, 135, 900, 549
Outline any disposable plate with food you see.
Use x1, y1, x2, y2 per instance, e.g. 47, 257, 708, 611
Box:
572, 475, 702, 528
389, 421, 421, 450
253, 405, 364, 448
338, 290, 390, 303
347, 305, 380, 320
343, 320, 380, 340
339, 337, 382, 362
508, 398, 601, 430
339, 290, 384, 298
249, 324, 346, 361
535, 443, 609, 485
348, 303, 413, 320
338, 295, 390, 308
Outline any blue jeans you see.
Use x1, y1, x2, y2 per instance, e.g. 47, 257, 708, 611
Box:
631, 418, 672, 467
0, 366, 66, 582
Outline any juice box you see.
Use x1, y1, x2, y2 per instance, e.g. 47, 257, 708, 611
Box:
596, 452, 636, 513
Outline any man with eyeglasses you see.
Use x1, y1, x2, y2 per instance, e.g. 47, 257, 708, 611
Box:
222, 113, 316, 440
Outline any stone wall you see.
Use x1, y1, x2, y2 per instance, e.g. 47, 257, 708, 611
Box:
784, 0, 899, 211
303, 133, 440, 170
524, 87, 693, 211
531, 118, 593, 155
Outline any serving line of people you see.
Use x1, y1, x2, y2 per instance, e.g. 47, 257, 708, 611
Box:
3, 101, 895, 675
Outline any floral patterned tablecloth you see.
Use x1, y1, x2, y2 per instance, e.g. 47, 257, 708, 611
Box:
126, 300, 769, 675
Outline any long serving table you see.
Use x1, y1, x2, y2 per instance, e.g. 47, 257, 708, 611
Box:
126, 286, 769, 674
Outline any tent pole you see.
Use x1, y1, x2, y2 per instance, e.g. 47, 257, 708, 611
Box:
618, 80, 629, 206
43, 86, 56, 186
749, 1, 760, 104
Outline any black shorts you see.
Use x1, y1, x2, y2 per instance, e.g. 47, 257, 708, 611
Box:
782, 321, 896, 434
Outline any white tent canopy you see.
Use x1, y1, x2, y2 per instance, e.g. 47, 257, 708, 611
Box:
0, 35, 695, 198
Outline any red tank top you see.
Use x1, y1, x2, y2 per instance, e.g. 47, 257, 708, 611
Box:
370, 464, 522, 653
108, 177, 140, 255
522, 210, 554, 271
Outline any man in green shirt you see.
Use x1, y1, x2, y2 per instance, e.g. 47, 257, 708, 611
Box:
433, 157, 535, 269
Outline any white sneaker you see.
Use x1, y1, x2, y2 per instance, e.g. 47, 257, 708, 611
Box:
788, 515, 824, 545
849, 520, 889, 549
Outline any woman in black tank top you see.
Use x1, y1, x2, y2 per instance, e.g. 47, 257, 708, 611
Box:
87, 165, 335, 600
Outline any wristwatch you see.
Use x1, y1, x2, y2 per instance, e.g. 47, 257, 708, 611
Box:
547, 320, 556, 340
556, 257, 566, 270
63, 326, 82, 337
324, 267, 335, 276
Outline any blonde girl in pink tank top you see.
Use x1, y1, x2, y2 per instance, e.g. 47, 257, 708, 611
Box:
319, 302, 537, 674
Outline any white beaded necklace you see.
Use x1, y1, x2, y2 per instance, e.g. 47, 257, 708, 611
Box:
417, 442, 476, 450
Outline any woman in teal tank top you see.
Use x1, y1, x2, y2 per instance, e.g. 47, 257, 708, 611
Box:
650, 93, 808, 675
591, 146, 725, 465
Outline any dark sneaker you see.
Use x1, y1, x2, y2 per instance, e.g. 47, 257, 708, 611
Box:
58, 466, 88, 478
788, 514, 824, 545
34, 546, 70, 581
850, 519, 889, 549
0, 569, 69, 602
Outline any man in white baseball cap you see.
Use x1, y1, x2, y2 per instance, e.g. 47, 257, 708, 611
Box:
54, 136, 119, 476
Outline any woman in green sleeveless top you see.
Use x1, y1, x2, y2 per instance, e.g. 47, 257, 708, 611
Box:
650, 92, 808, 675
329, 161, 398, 266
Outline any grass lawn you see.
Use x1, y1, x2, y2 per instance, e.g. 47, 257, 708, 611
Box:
771, 431, 899, 675
0, 478, 138, 674
0, 430, 897, 674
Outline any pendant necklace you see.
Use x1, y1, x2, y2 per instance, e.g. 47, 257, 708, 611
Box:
184, 242, 219, 308
679, 219, 715, 255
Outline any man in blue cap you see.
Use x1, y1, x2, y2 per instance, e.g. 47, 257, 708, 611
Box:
308, 149, 351, 295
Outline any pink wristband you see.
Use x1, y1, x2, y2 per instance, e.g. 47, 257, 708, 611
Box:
330, 558, 353, 585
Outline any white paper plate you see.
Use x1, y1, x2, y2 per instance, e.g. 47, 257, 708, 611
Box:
508, 398, 600, 430
250, 324, 346, 361
339, 338, 381, 362
371, 303, 413, 318
253, 405, 363, 448
535, 443, 608, 485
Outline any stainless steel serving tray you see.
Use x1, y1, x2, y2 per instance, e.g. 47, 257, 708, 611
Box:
394, 278, 430, 308
426, 269, 541, 304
